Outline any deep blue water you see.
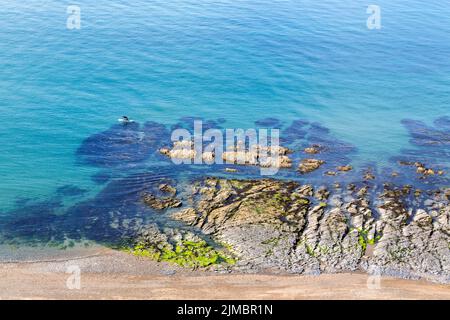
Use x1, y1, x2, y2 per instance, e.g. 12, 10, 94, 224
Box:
0, 0, 449, 257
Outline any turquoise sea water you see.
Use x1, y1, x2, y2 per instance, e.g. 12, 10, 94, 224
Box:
0, 0, 449, 256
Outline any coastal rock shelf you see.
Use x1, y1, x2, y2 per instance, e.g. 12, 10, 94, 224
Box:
132, 178, 450, 283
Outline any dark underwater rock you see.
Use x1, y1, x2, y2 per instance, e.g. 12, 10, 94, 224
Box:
91, 171, 112, 184
391, 117, 449, 184
255, 117, 283, 128
56, 185, 87, 197
77, 121, 170, 168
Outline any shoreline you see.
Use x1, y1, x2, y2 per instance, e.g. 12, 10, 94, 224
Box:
0, 249, 449, 300
1, 118, 448, 293
2, 175, 449, 291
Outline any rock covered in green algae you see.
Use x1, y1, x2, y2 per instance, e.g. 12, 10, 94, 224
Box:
126, 224, 235, 269
169, 178, 450, 283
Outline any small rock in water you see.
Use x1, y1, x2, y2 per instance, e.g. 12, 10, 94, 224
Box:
304, 144, 322, 154
142, 192, 182, 210
159, 183, 177, 196
298, 159, 325, 174
363, 171, 375, 180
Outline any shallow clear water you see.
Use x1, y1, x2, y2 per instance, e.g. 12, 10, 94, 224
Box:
0, 0, 449, 255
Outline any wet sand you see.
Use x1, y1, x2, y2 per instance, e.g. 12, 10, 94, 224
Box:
0, 249, 449, 300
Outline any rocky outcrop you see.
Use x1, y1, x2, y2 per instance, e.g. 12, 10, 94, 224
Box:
142, 192, 182, 210
368, 187, 450, 281
159, 140, 293, 168
167, 178, 450, 282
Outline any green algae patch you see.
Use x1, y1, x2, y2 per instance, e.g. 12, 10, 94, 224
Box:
354, 228, 382, 251
273, 192, 290, 205
297, 198, 310, 205
127, 239, 236, 268
229, 179, 247, 190
358, 233, 368, 251
305, 243, 317, 257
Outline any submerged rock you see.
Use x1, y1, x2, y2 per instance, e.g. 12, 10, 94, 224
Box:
255, 117, 283, 128
56, 185, 87, 197
391, 118, 449, 181
77, 121, 169, 168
